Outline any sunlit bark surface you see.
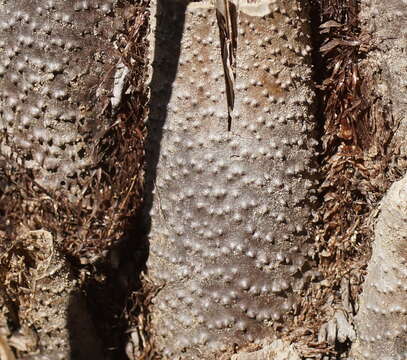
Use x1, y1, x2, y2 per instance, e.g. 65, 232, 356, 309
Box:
146, 0, 318, 357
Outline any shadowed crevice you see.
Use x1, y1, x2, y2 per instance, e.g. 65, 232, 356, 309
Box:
67, 292, 105, 360
88, 0, 189, 358
143, 0, 187, 236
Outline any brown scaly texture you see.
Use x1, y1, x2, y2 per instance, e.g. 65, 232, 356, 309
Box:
285, 1, 400, 358
0, 229, 103, 359
0, 0, 146, 263
0, 0, 149, 358
349, 1, 407, 359
145, 0, 319, 358
314, 0, 394, 294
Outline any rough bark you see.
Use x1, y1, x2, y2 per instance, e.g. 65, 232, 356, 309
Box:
145, 0, 318, 358
0, 0, 405, 358
0, 0, 147, 358
359, 0, 407, 168
0, 230, 103, 359
348, 1, 407, 359
350, 175, 407, 360
0, 0, 145, 261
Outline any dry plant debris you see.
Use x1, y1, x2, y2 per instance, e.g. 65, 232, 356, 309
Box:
287, 0, 401, 358
0, 0, 404, 359
0, 0, 147, 264
0, 0, 150, 358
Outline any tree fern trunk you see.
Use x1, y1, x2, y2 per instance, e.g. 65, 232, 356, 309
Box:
351, 175, 407, 360
145, 0, 318, 357
0, 0, 146, 357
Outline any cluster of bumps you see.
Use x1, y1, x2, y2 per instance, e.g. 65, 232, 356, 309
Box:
0, 0, 406, 359
146, 0, 319, 357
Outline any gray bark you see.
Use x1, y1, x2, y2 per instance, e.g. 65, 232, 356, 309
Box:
145, 0, 318, 358
0, 0, 119, 197
0, 0, 140, 358
350, 175, 407, 360
349, 1, 407, 359
359, 0, 407, 167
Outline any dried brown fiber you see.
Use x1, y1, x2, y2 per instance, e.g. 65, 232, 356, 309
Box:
0, 0, 147, 264
0, 0, 149, 358
288, 0, 403, 358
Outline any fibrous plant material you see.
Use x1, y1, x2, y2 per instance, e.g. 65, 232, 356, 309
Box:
231, 339, 301, 360
350, 175, 407, 360
347, 1, 407, 359
358, 0, 407, 169
0, 0, 149, 357
0, 0, 146, 262
313, 0, 391, 276
288, 0, 399, 356
145, 0, 318, 357
214, 0, 238, 130
0, 230, 103, 359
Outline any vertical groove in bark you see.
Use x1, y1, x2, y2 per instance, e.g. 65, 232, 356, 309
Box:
289, 1, 403, 357
145, 0, 318, 358
348, 1, 407, 359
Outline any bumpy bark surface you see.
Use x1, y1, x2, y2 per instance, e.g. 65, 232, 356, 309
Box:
0, 0, 404, 358
350, 175, 407, 360
348, 2, 407, 359
0, 230, 103, 360
0, 0, 145, 261
0, 0, 117, 193
0, 0, 148, 358
359, 0, 407, 167
145, 0, 318, 358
